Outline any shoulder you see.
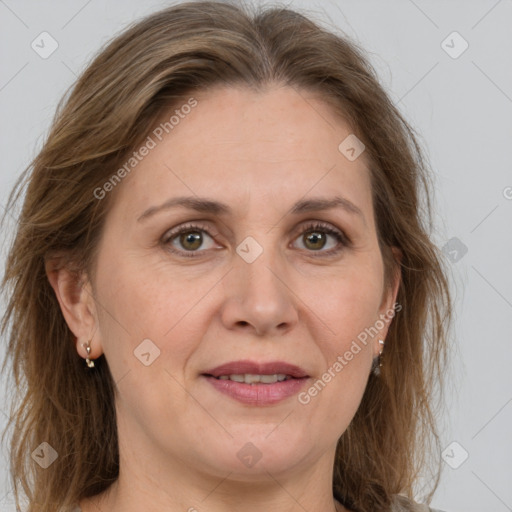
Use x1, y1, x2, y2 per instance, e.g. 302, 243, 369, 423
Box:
71, 497, 448, 512
390, 494, 447, 512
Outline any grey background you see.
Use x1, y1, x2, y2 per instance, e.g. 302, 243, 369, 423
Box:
1, 1, 511, 511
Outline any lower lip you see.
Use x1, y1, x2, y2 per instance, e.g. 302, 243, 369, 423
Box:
202, 375, 309, 405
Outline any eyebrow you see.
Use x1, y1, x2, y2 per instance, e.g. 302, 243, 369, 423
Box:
137, 195, 365, 224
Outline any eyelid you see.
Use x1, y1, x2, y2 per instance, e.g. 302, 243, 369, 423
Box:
290, 220, 351, 255
161, 221, 220, 257
161, 219, 351, 258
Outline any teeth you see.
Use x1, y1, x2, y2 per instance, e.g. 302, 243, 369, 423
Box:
217, 374, 290, 384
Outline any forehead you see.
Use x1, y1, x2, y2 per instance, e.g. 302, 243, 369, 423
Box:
109, 85, 374, 223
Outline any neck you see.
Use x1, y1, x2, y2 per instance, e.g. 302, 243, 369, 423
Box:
81, 450, 347, 512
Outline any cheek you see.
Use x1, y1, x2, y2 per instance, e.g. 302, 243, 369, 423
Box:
310, 264, 384, 339
93, 260, 202, 417
303, 267, 384, 408
94, 251, 222, 381
97, 251, 193, 330
305, 278, 378, 426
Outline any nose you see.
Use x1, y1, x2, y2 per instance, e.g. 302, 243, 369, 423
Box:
219, 247, 299, 337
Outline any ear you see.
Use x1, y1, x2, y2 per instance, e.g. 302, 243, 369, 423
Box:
45, 257, 103, 360
374, 246, 402, 357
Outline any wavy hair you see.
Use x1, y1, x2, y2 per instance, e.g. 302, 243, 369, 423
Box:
1, 1, 453, 511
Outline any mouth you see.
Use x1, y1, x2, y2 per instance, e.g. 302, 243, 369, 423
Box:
201, 360, 310, 405
206, 373, 297, 384
202, 360, 310, 380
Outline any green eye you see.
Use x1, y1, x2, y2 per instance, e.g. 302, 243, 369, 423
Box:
178, 231, 204, 251
162, 221, 350, 258
293, 222, 348, 256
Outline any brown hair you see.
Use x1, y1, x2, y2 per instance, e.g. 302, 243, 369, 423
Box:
1, 1, 453, 511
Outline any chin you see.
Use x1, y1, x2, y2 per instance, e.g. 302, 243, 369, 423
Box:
201, 425, 315, 478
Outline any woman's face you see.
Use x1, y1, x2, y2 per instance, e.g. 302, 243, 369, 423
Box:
86, 85, 399, 482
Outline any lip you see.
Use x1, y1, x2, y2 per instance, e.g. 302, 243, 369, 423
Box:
202, 360, 310, 379
201, 360, 310, 406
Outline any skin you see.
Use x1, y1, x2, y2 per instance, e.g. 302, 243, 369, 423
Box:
47, 84, 401, 512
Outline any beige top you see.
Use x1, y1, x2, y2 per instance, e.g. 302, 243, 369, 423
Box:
70, 495, 446, 511
391, 494, 446, 511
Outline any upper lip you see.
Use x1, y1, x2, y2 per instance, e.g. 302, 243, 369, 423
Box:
202, 360, 310, 378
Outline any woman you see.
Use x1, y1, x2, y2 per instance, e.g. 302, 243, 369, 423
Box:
0, 1, 452, 511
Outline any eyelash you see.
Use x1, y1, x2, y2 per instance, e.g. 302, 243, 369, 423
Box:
161, 221, 351, 259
